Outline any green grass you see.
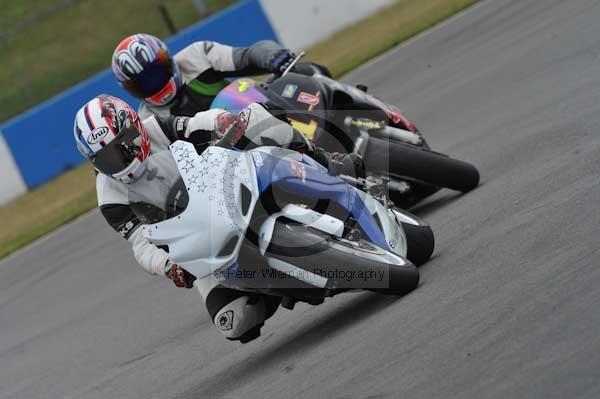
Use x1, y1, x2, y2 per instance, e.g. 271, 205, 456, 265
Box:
0, 163, 98, 258
0, 0, 480, 259
305, 0, 479, 77
0, 0, 237, 123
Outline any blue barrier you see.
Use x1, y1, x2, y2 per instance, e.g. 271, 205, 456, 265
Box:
0, 0, 278, 189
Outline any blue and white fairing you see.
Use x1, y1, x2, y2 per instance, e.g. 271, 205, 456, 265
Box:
145, 141, 406, 280
250, 147, 391, 251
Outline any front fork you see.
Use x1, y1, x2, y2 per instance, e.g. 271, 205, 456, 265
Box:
344, 117, 423, 154
341, 117, 416, 206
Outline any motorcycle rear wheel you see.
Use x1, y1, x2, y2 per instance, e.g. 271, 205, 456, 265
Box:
364, 137, 480, 192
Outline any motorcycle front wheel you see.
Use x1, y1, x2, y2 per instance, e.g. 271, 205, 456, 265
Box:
265, 222, 420, 296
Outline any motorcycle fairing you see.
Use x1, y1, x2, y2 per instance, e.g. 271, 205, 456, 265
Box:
146, 141, 259, 279
250, 147, 391, 251
145, 143, 397, 280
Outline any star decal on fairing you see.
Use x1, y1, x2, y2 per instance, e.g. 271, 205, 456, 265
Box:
228, 158, 240, 168
172, 144, 184, 154
197, 155, 208, 166
181, 159, 195, 173
196, 182, 208, 193
188, 174, 198, 185
177, 148, 192, 162
171, 143, 254, 236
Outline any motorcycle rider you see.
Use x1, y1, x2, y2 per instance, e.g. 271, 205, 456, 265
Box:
74, 94, 363, 343
111, 33, 331, 120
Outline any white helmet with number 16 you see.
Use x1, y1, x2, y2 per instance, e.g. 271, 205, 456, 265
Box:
74, 94, 151, 184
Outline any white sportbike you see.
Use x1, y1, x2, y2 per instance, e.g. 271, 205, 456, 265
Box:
129, 132, 434, 308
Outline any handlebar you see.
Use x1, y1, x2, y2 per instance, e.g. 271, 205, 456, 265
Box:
280, 51, 306, 77
214, 118, 246, 148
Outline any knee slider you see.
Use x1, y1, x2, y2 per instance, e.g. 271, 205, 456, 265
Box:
213, 296, 267, 339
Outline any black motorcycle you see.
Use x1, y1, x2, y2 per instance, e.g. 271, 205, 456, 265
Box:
210, 55, 480, 208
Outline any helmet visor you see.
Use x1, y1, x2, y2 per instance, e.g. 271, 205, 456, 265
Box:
91, 124, 142, 175
146, 77, 178, 106
122, 55, 174, 99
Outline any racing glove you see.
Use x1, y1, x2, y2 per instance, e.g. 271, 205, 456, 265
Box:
270, 49, 296, 74
183, 108, 227, 138
164, 261, 196, 289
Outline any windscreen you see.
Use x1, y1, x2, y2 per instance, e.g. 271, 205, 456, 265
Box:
210, 78, 269, 113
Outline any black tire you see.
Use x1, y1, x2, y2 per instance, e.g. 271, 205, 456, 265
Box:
266, 222, 419, 296
372, 262, 420, 296
389, 182, 440, 209
401, 222, 435, 266
364, 137, 480, 192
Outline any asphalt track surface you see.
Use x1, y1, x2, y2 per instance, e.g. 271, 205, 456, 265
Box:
2, 1, 600, 398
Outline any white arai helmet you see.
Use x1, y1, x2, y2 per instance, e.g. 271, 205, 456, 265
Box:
74, 94, 151, 183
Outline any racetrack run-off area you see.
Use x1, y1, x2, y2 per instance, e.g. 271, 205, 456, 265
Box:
2, 0, 600, 398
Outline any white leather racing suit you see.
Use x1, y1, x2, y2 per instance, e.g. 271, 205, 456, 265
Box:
97, 103, 329, 342
138, 40, 332, 120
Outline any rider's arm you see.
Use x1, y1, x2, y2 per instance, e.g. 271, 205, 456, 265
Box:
174, 40, 291, 80
153, 103, 329, 165
244, 103, 362, 176
100, 204, 169, 276
97, 174, 169, 276
230, 40, 291, 75
152, 109, 225, 149
240, 103, 333, 167
128, 226, 170, 276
